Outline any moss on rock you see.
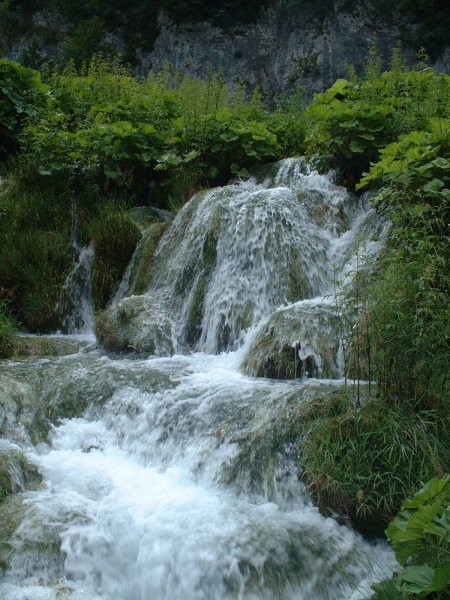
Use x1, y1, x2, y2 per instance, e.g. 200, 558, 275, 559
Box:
0, 441, 41, 503
95, 293, 176, 354
92, 213, 141, 309
128, 223, 167, 295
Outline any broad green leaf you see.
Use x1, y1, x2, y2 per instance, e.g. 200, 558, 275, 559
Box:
397, 565, 435, 593
423, 178, 445, 194
369, 579, 405, 599
403, 477, 449, 508
432, 157, 449, 169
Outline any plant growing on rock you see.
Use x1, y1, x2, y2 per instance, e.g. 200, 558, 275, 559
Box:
0, 59, 48, 160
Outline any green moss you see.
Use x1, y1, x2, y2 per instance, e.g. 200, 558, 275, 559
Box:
184, 224, 219, 345
0, 495, 26, 573
95, 310, 120, 351
129, 223, 167, 295
0, 444, 41, 503
13, 335, 91, 357
92, 213, 141, 309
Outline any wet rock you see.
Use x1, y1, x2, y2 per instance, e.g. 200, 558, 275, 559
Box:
13, 335, 94, 358
0, 441, 41, 501
241, 300, 342, 380
96, 293, 177, 355
0, 352, 176, 442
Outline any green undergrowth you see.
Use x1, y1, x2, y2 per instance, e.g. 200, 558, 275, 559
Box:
299, 392, 448, 536
305, 66, 450, 185
0, 56, 305, 329
0, 302, 17, 358
15, 57, 302, 207
0, 184, 73, 331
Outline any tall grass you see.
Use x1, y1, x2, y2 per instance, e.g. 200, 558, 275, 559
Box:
300, 393, 448, 535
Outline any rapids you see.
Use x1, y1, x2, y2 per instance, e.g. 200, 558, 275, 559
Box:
0, 159, 395, 599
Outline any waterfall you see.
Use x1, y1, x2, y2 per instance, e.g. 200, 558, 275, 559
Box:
100, 158, 385, 361
56, 243, 95, 336
0, 159, 395, 600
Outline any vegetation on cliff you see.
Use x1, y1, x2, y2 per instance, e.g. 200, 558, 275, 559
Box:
0, 57, 300, 332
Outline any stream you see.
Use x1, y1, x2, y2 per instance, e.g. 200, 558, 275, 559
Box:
0, 159, 396, 599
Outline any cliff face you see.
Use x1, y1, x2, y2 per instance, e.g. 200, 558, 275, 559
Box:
2, 0, 449, 100
147, 0, 450, 100
147, 2, 404, 100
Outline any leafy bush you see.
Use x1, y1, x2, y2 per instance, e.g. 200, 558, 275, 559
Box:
300, 394, 448, 535
305, 70, 450, 184
370, 477, 450, 599
20, 59, 296, 207
0, 59, 48, 160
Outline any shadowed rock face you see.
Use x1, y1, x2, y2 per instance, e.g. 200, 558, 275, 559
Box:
144, 3, 446, 102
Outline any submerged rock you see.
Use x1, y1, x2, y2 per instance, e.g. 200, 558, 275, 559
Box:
0, 351, 176, 443
241, 300, 342, 380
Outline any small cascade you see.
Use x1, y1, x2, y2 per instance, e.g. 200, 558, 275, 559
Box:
101, 158, 386, 358
0, 351, 396, 599
56, 243, 95, 335
55, 195, 95, 335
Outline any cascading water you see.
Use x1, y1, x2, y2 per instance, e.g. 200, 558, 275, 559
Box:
0, 159, 394, 600
56, 243, 95, 335
55, 195, 95, 336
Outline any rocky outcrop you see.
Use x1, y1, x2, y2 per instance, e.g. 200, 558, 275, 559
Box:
95, 293, 177, 355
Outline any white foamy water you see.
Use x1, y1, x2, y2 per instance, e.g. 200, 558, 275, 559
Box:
1, 350, 396, 600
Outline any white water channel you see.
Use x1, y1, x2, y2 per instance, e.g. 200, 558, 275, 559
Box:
0, 159, 395, 599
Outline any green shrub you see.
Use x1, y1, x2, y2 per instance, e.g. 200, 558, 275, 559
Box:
305, 70, 450, 184
0, 59, 48, 160
300, 395, 448, 536
19, 59, 294, 207
356, 121, 450, 405
92, 212, 141, 309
